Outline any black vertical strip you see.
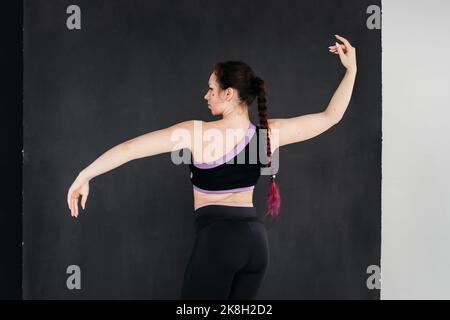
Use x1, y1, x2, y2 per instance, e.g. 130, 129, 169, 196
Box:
0, 0, 23, 299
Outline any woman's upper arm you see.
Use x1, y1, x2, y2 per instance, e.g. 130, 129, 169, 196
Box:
268, 111, 339, 151
119, 119, 200, 161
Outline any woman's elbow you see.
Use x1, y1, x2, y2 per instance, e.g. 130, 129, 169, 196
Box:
326, 112, 343, 125
333, 114, 343, 125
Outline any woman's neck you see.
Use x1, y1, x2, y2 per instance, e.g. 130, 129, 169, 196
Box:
221, 104, 250, 125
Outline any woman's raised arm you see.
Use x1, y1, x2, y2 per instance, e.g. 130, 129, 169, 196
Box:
268, 35, 357, 152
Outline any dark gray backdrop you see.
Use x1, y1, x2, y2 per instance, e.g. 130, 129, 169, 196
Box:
24, 0, 381, 299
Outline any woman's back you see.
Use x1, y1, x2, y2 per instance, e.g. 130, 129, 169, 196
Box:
190, 119, 266, 211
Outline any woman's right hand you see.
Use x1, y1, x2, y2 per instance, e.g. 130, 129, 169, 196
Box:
328, 34, 357, 72
67, 174, 90, 218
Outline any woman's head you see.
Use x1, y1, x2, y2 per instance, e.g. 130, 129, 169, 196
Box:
205, 61, 260, 115
206, 60, 281, 217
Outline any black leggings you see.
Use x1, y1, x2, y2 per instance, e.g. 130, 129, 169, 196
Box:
180, 205, 269, 300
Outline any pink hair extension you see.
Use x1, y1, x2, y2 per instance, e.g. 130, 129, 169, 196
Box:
267, 175, 281, 218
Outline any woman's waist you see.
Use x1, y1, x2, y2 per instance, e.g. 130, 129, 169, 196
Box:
193, 188, 254, 210
193, 188, 253, 200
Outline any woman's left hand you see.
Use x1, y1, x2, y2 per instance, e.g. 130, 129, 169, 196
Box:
328, 34, 357, 72
67, 173, 90, 218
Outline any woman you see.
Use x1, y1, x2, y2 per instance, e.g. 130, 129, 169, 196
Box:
67, 35, 357, 299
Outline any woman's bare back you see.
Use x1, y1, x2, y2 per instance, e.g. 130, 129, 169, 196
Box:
190, 119, 258, 210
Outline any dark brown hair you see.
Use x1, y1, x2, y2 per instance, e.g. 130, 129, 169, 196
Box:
213, 61, 281, 217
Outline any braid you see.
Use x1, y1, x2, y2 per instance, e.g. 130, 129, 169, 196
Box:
212, 61, 281, 218
254, 77, 281, 218
254, 77, 271, 164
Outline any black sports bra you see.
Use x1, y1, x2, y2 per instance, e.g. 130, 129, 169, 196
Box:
188, 122, 267, 193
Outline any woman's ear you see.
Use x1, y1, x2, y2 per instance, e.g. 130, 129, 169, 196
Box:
225, 87, 235, 101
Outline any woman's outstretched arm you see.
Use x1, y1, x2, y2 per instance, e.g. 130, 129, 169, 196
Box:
268, 35, 357, 152
67, 119, 198, 217
79, 119, 196, 181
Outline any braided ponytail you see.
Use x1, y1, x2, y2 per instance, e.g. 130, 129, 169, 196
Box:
213, 61, 281, 217
253, 77, 281, 218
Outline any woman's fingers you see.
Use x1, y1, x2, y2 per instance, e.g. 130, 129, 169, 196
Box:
68, 186, 89, 217
69, 193, 73, 216
328, 44, 347, 49
335, 34, 352, 48
81, 193, 87, 210
67, 189, 72, 210
329, 42, 351, 58
69, 193, 80, 217
335, 42, 344, 55
74, 197, 78, 218
330, 35, 357, 71
71, 198, 75, 217
329, 48, 341, 55
336, 43, 348, 64
329, 44, 347, 52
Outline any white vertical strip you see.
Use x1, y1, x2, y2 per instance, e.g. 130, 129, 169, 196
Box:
382, 0, 450, 299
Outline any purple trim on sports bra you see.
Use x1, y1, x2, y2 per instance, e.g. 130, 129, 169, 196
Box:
192, 122, 256, 169
193, 185, 255, 194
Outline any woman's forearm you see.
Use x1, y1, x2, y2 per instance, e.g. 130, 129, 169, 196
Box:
325, 67, 357, 122
78, 144, 130, 181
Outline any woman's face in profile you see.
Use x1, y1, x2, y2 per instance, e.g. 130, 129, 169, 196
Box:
204, 72, 226, 116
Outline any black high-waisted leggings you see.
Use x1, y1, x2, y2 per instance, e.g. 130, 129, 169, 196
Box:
180, 205, 270, 300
